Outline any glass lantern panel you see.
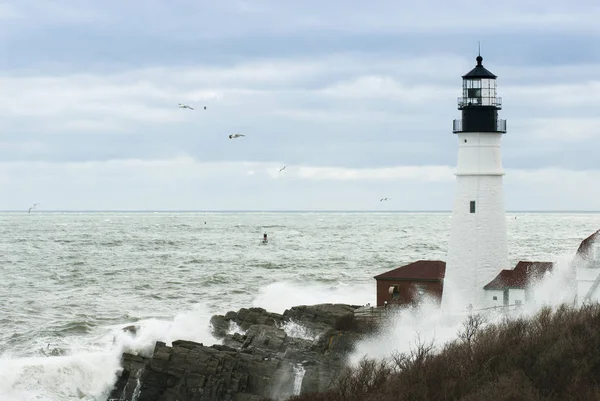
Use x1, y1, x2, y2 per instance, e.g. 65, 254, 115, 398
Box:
462, 79, 483, 105
469, 81, 481, 104
462, 79, 482, 89
480, 78, 497, 106
467, 88, 481, 98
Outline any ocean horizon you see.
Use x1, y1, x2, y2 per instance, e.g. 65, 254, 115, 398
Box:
5, 210, 600, 213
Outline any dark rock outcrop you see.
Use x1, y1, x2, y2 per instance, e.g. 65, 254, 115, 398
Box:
107, 303, 366, 401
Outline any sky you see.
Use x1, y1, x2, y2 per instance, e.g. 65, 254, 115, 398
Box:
1, 0, 600, 211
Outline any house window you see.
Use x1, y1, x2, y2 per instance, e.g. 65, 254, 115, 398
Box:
470, 201, 476, 213
493, 296, 497, 301
388, 285, 400, 300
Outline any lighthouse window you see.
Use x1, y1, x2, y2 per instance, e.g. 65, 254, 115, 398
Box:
470, 201, 476, 213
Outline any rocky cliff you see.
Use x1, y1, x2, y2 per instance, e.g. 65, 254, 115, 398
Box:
107, 303, 369, 401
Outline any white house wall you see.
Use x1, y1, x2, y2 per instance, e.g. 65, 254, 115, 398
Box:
508, 288, 526, 306
486, 290, 504, 308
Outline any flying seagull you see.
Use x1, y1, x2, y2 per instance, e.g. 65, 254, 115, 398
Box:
279, 166, 287, 173
178, 103, 194, 110
229, 134, 245, 139
28, 203, 40, 213
380, 198, 390, 202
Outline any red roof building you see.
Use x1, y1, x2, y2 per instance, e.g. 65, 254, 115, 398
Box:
373, 230, 600, 309
573, 229, 600, 304
483, 261, 553, 291
373, 260, 446, 307
574, 229, 600, 267
374, 260, 554, 309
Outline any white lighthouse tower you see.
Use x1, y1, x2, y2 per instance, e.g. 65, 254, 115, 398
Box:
441, 53, 510, 312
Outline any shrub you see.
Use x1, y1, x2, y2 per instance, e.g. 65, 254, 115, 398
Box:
291, 303, 600, 401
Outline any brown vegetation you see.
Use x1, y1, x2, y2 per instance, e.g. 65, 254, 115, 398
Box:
289, 303, 600, 401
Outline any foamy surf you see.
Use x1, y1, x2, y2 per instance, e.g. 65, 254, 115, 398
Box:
252, 281, 375, 314
0, 281, 372, 400
0, 351, 122, 401
0, 303, 218, 401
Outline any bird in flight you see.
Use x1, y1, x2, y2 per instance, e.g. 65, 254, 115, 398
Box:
380, 198, 390, 202
178, 103, 194, 110
203, 106, 207, 110
28, 203, 40, 213
229, 134, 245, 139
279, 166, 287, 173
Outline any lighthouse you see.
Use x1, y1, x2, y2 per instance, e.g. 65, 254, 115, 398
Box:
441, 53, 510, 312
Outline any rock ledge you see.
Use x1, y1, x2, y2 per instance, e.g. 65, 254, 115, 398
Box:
107, 303, 366, 401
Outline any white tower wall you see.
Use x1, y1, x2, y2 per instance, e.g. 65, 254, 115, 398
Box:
442, 131, 510, 311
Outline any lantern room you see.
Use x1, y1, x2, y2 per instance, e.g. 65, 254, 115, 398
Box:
458, 55, 501, 109
453, 54, 507, 134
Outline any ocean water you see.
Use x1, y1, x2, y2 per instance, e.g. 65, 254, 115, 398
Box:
1, 211, 600, 400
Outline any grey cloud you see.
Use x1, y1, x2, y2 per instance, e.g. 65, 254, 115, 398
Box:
2, 0, 600, 72
1, 52, 600, 171
4, 30, 600, 73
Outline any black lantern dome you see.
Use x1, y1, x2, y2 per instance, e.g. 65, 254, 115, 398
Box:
452, 54, 506, 133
